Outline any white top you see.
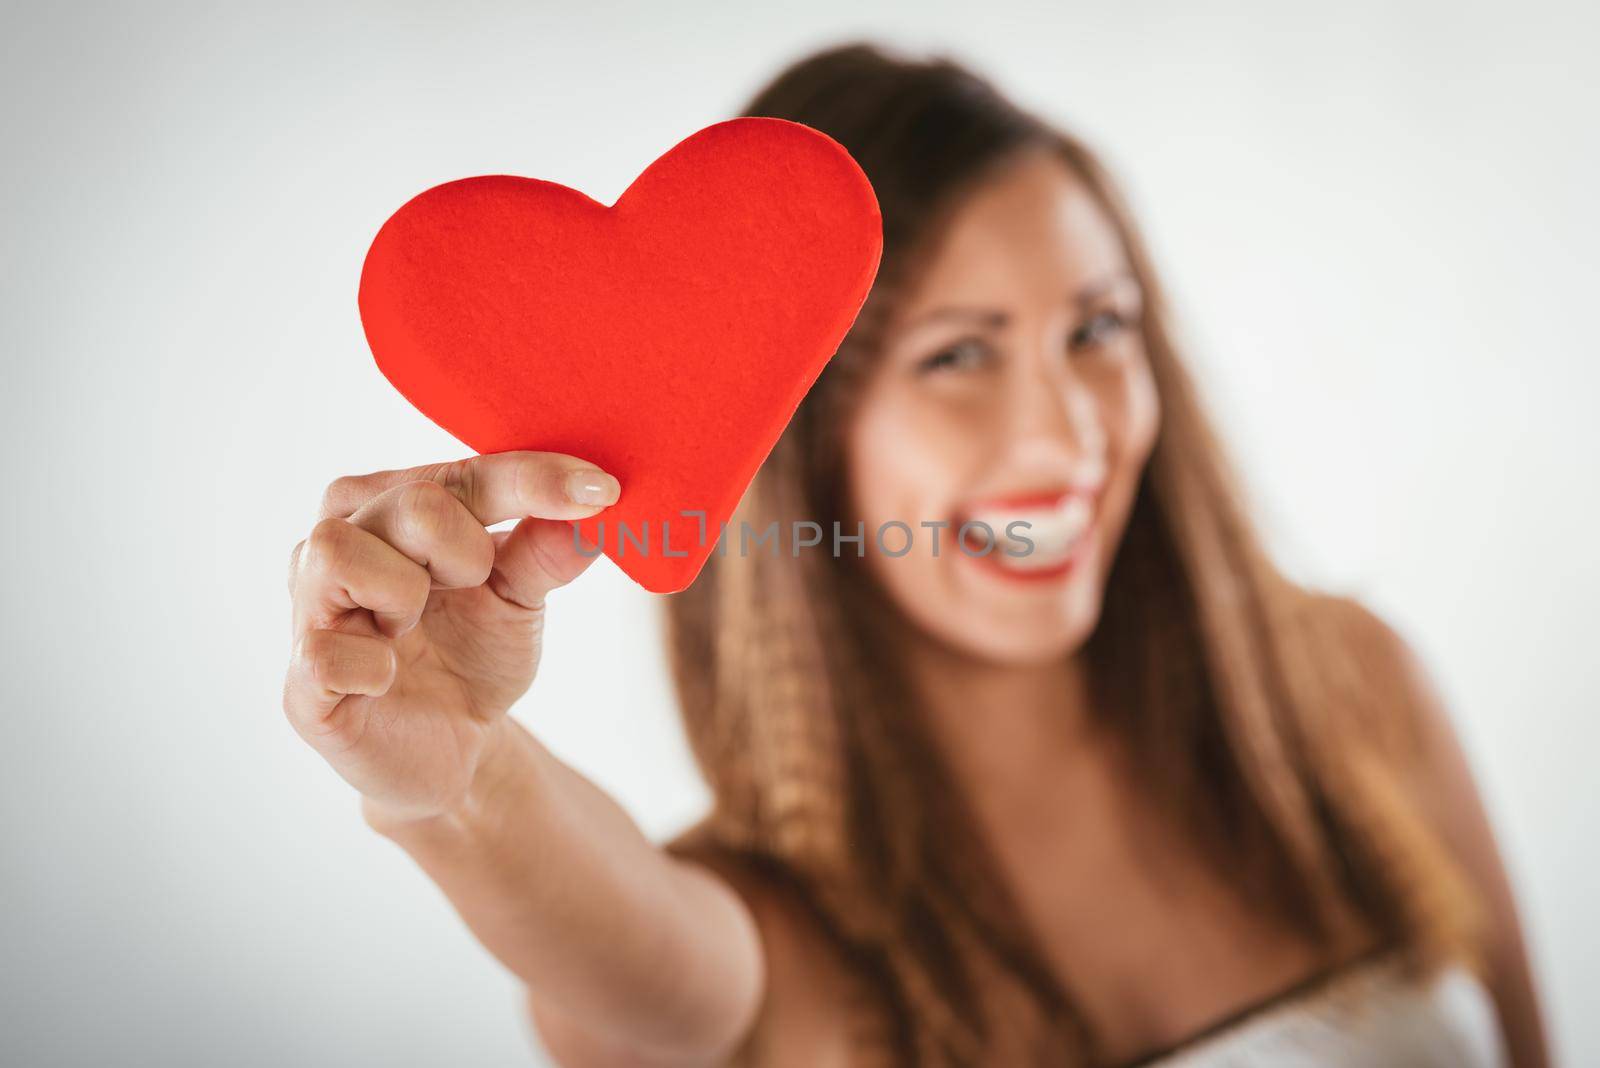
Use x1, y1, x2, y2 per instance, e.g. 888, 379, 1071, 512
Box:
1143, 956, 1506, 1068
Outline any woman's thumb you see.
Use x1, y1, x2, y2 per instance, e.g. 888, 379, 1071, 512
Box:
487, 516, 601, 610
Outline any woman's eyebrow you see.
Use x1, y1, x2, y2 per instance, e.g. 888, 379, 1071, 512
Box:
901, 306, 1011, 332
901, 273, 1142, 333
1071, 272, 1140, 307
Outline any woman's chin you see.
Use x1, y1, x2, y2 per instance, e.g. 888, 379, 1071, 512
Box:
919, 566, 1106, 667
945, 604, 1101, 665
861, 538, 1108, 666
939, 538, 1105, 658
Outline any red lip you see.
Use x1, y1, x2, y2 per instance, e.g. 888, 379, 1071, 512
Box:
966, 524, 1096, 584
950, 485, 1103, 586
966, 490, 1071, 512
958, 481, 1105, 518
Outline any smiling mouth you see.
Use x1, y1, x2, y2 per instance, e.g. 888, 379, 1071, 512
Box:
957, 490, 1098, 579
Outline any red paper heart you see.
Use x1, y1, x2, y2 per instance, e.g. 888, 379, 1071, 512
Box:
358, 118, 882, 593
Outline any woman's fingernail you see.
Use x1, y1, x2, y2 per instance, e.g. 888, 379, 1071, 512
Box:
565, 468, 620, 507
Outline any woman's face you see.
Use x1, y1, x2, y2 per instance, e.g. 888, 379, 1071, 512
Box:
846, 149, 1160, 665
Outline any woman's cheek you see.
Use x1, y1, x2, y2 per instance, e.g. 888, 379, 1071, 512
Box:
848, 391, 972, 590
853, 392, 956, 520
1093, 359, 1161, 572
848, 397, 914, 563
1129, 367, 1162, 462
1098, 354, 1161, 472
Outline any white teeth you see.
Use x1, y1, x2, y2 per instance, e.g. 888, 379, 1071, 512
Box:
964, 496, 1093, 571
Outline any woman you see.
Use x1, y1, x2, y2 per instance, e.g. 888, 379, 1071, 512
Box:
282, 43, 1550, 1066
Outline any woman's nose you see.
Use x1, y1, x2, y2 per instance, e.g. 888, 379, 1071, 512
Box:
1004, 360, 1108, 462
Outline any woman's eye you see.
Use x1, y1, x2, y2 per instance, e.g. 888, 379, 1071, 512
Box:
1068, 310, 1128, 353
917, 338, 990, 375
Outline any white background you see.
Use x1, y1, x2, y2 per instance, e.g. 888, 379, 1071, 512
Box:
2, 1, 1595, 1064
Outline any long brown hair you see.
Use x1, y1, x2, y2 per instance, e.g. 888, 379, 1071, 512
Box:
664, 42, 1478, 1065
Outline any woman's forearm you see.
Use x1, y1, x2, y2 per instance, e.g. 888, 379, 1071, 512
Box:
364, 716, 763, 1062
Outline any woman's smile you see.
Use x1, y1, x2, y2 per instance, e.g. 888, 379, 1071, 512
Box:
953, 486, 1101, 582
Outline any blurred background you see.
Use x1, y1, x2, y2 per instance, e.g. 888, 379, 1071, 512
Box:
2, 1, 1596, 1064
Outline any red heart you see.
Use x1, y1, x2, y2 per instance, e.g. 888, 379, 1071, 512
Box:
358, 118, 883, 593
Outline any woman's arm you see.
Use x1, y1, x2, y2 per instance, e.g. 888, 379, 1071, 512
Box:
283, 452, 763, 1065
367, 716, 764, 1067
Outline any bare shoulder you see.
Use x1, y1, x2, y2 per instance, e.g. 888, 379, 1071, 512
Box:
664, 821, 872, 1068
1301, 592, 1480, 816
1300, 591, 1417, 678
1300, 591, 1446, 753
1304, 593, 1551, 1067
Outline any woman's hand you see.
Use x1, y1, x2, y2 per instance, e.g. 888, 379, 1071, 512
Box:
282, 452, 619, 824
282, 451, 762, 1062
